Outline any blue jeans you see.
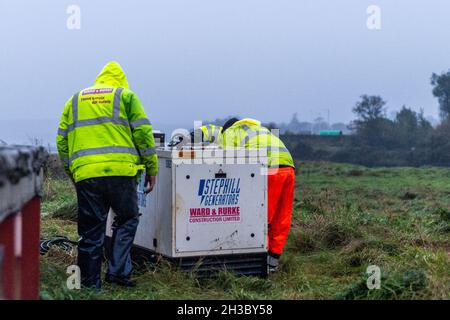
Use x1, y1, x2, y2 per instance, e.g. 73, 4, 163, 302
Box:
76, 176, 139, 289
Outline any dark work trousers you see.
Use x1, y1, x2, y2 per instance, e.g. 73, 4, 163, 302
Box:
75, 176, 139, 289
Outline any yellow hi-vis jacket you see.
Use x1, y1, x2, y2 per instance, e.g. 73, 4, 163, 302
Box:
197, 124, 223, 144
56, 61, 158, 183
220, 118, 295, 168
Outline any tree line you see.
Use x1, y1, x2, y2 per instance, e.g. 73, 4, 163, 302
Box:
206, 69, 450, 166
283, 70, 450, 167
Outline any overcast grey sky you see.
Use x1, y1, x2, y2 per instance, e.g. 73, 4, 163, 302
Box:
1, 0, 450, 143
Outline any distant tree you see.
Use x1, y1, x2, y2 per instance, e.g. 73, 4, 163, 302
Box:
312, 117, 329, 133
430, 120, 450, 165
431, 71, 450, 120
352, 95, 386, 124
351, 95, 393, 146
288, 113, 301, 127
417, 109, 434, 143
264, 122, 279, 130
281, 113, 317, 134
286, 113, 313, 134
395, 106, 419, 148
298, 122, 314, 134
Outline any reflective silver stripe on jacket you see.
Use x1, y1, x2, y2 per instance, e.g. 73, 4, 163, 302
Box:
240, 125, 271, 146
113, 87, 124, 119
238, 126, 289, 153
58, 128, 68, 136
58, 117, 130, 137
207, 126, 213, 139
212, 126, 219, 138
72, 92, 80, 125
138, 147, 157, 156
130, 118, 151, 129
267, 146, 290, 153
69, 146, 139, 164
57, 92, 80, 137
206, 125, 220, 142
70, 117, 129, 130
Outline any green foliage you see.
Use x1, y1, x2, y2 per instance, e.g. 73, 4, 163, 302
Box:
337, 269, 427, 300
282, 110, 447, 167
40, 162, 450, 300
431, 71, 450, 120
435, 208, 450, 222
351, 95, 394, 147
281, 87, 450, 167
353, 95, 387, 123
41, 173, 77, 220
429, 120, 450, 166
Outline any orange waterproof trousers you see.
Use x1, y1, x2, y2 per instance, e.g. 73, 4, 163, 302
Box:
268, 167, 295, 256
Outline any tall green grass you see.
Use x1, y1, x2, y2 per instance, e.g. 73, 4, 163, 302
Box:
40, 161, 450, 300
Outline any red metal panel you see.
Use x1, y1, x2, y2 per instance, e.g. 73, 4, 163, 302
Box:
0, 215, 18, 300
0, 197, 40, 300
20, 197, 40, 300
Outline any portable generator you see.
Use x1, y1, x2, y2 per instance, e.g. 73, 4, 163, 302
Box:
106, 144, 268, 277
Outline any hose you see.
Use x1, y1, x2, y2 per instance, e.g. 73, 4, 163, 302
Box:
40, 236, 78, 256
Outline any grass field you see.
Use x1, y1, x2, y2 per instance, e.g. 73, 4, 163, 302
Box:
39, 161, 450, 300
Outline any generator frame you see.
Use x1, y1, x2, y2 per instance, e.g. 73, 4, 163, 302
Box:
106, 146, 269, 278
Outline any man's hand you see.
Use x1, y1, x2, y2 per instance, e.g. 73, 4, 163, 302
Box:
144, 175, 156, 194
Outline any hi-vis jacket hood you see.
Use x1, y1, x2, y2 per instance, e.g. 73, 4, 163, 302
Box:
57, 60, 158, 182
94, 61, 129, 89
233, 118, 261, 128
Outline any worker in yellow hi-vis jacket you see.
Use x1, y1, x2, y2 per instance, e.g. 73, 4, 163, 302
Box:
191, 124, 223, 144
56, 61, 158, 288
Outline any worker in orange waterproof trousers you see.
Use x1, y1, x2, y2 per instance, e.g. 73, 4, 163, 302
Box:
220, 117, 296, 272
268, 166, 295, 263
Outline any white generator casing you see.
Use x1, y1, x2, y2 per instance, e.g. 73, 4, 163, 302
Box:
107, 146, 268, 259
